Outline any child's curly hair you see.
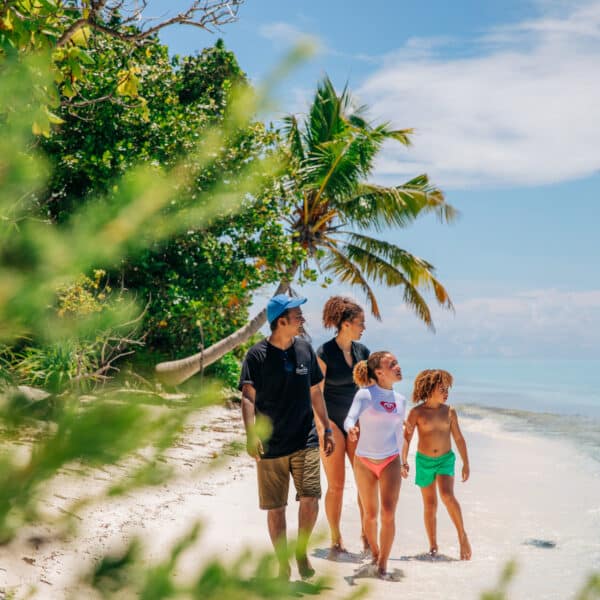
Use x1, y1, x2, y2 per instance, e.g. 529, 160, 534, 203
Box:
353, 351, 391, 387
412, 369, 454, 403
322, 296, 363, 331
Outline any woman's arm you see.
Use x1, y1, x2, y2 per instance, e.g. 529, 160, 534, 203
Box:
450, 407, 470, 482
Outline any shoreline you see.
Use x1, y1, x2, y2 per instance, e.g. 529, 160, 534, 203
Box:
1, 404, 599, 599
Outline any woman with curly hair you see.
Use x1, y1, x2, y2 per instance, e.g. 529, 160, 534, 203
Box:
316, 296, 370, 557
402, 369, 471, 560
344, 351, 406, 579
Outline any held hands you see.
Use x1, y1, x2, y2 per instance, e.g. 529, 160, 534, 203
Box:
400, 462, 410, 479
462, 463, 470, 482
347, 426, 359, 443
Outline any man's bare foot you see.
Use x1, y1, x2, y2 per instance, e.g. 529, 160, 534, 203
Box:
460, 533, 472, 560
296, 555, 315, 579
327, 543, 348, 560
278, 562, 291, 581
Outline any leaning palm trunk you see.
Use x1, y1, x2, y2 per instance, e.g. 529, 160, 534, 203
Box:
155, 270, 296, 386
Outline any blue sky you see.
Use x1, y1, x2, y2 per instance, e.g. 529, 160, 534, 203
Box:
151, 0, 600, 359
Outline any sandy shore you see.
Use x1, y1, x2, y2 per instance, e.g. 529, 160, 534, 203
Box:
1, 402, 599, 599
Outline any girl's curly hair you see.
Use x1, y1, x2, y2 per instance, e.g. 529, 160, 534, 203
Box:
353, 351, 392, 387
322, 296, 363, 331
412, 369, 454, 403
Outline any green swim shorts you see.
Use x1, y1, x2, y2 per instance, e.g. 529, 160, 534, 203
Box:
415, 450, 456, 487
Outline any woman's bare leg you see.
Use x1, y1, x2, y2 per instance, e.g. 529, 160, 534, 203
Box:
346, 433, 369, 551
437, 475, 471, 560
353, 458, 380, 562
377, 457, 401, 574
320, 422, 347, 551
420, 482, 438, 555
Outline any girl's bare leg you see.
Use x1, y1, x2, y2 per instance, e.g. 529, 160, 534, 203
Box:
320, 422, 347, 552
353, 458, 380, 563
377, 458, 401, 574
437, 475, 471, 560
420, 483, 438, 555
346, 432, 369, 551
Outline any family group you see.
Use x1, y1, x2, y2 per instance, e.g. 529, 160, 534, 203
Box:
239, 294, 471, 581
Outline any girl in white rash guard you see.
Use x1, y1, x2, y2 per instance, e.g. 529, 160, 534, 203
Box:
344, 351, 408, 579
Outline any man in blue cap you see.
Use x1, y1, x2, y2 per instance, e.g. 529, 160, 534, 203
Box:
239, 293, 335, 580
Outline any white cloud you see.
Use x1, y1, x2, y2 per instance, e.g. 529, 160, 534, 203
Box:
259, 22, 305, 43
297, 282, 600, 359
357, 1, 600, 188
372, 288, 600, 358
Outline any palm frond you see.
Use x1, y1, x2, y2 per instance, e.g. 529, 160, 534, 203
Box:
344, 234, 453, 312
282, 114, 305, 163
339, 175, 455, 231
321, 244, 381, 319
341, 242, 435, 327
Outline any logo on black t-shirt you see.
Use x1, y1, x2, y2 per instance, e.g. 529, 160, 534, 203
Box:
296, 363, 308, 375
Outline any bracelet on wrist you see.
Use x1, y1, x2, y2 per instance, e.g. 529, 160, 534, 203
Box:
324, 428, 333, 434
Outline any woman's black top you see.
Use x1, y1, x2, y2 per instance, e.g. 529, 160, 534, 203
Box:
316, 338, 370, 435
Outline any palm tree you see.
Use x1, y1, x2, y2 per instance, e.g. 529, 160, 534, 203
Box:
155, 76, 456, 384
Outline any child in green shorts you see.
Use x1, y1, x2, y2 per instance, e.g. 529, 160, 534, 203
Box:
401, 369, 471, 560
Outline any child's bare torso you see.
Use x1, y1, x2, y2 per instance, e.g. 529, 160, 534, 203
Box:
414, 404, 453, 456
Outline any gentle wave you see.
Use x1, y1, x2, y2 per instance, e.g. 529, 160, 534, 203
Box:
456, 402, 600, 463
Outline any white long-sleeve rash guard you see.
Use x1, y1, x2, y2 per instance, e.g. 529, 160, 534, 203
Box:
344, 384, 406, 459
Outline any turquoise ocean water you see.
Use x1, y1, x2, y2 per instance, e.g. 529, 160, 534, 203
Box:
394, 359, 600, 463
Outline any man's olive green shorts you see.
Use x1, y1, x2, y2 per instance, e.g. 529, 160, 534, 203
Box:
256, 447, 321, 510
415, 450, 456, 487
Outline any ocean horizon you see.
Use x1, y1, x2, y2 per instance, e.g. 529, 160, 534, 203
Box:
392, 358, 600, 465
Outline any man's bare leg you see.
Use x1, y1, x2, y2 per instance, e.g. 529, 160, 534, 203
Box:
267, 507, 290, 579
297, 496, 318, 578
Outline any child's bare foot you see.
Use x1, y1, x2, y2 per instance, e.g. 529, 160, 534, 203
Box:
296, 555, 316, 579
459, 533, 472, 560
378, 567, 402, 582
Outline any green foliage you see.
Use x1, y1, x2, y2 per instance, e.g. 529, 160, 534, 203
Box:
0, 40, 280, 513
577, 573, 600, 600
480, 560, 517, 600
84, 527, 330, 599
32, 33, 303, 360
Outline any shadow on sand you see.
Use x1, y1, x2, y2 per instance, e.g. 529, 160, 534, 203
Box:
248, 577, 332, 597
395, 552, 458, 563
312, 547, 364, 564
344, 563, 405, 585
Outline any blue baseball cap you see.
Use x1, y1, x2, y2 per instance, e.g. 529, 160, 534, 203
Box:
267, 294, 307, 323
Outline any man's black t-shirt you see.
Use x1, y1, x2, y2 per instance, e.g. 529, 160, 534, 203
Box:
239, 337, 323, 459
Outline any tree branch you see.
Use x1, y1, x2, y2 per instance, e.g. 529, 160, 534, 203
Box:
56, 1, 244, 47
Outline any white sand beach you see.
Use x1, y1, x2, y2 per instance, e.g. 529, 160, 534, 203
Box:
1, 402, 599, 599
